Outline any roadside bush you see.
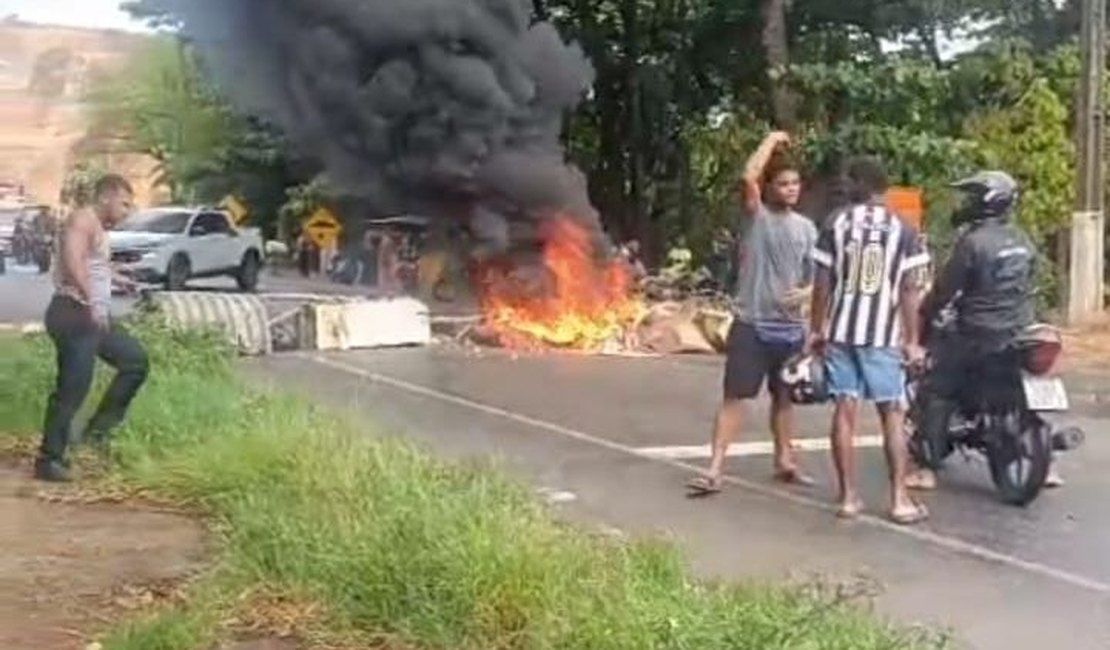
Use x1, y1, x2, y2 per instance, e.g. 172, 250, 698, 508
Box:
0, 324, 946, 650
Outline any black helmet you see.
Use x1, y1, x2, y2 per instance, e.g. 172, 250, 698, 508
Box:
779, 354, 830, 405
950, 170, 1018, 226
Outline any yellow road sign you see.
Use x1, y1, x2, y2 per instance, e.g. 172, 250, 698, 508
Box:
221, 195, 249, 224
303, 207, 342, 248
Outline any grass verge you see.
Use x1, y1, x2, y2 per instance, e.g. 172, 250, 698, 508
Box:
0, 319, 948, 649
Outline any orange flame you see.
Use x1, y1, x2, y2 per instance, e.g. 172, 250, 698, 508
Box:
477, 217, 644, 351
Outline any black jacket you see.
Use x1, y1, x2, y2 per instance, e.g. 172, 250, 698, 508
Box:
927, 218, 1036, 340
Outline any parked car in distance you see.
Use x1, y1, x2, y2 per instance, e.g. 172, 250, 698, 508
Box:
0, 206, 19, 259
109, 207, 265, 291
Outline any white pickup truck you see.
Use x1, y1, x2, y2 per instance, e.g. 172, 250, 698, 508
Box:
109, 206, 265, 291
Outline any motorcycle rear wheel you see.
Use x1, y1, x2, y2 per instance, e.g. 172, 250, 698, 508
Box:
988, 414, 1051, 507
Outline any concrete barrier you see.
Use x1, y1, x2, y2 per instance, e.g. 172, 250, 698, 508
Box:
145, 291, 273, 356
301, 296, 432, 351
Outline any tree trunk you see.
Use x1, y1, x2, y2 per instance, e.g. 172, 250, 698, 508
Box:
531, 0, 549, 22
918, 23, 944, 68
760, 0, 796, 129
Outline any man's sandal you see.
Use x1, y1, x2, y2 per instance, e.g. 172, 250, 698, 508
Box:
890, 500, 929, 526
685, 475, 722, 497
774, 468, 816, 487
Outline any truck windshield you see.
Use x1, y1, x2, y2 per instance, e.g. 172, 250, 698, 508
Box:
116, 211, 192, 234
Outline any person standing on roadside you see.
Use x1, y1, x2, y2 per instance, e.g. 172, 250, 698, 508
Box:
36, 174, 148, 483
686, 131, 818, 496
807, 157, 929, 524
377, 227, 403, 295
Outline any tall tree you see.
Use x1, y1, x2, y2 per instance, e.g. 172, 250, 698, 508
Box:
761, 0, 797, 128
87, 35, 294, 233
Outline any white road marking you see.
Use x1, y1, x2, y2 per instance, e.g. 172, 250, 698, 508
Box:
537, 488, 578, 504
0, 321, 43, 333
637, 436, 885, 460
309, 355, 1110, 595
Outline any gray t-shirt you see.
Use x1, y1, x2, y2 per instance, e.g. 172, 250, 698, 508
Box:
732, 203, 818, 324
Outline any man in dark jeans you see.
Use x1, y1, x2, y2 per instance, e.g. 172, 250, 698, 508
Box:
37, 174, 148, 482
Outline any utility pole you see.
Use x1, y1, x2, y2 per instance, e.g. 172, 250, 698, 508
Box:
1068, 0, 1107, 324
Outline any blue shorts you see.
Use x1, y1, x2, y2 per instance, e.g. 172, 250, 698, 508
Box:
825, 344, 905, 404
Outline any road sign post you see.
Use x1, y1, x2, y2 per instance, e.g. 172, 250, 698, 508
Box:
302, 208, 343, 273
302, 208, 342, 249
220, 195, 249, 225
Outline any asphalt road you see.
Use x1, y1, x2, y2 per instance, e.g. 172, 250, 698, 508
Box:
0, 258, 385, 325
246, 348, 1110, 650
4, 256, 1109, 649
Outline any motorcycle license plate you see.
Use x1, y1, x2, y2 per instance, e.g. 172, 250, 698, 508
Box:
1021, 373, 1069, 411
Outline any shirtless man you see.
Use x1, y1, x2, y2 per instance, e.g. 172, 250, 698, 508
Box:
36, 174, 148, 482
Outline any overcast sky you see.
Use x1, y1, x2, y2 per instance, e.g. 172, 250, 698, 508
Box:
0, 0, 983, 58
0, 0, 150, 32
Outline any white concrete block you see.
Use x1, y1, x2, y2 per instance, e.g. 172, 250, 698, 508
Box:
304, 297, 432, 351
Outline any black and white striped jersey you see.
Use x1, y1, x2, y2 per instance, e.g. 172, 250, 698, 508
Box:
811, 203, 929, 348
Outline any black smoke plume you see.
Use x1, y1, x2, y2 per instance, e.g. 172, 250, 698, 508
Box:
146, 0, 605, 257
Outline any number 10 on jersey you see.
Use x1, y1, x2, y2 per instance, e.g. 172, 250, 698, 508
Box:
843, 241, 885, 296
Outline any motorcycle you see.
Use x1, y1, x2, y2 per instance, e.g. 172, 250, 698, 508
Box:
907, 306, 1085, 506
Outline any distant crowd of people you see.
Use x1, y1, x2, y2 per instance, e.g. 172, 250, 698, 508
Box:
293, 225, 410, 295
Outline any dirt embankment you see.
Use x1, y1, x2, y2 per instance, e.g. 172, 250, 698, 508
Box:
0, 458, 207, 649
0, 18, 159, 207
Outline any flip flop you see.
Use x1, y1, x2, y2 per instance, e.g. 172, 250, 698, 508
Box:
685, 475, 722, 497
836, 499, 864, 519
774, 468, 816, 487
1044, 471, 1065, 489
890, 500, 929, 526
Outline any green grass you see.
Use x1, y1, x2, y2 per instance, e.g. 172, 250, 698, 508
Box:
0, 320, 948, 650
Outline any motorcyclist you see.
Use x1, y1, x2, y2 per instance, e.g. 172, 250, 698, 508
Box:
907, 170, 1063, 490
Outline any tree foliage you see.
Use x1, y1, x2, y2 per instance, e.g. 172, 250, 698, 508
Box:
86, 35, 292, 235
118, 0, 1088, 301
59, 161, 108, 207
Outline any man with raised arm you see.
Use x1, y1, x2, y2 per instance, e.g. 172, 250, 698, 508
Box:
686, 131, 818, 496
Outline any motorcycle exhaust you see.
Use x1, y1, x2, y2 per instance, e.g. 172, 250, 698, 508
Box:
1051, 426, 1085, 452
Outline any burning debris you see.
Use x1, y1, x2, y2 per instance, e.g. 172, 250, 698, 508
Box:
154, 0, 636, 350
475, 217, 644, 351
153, 0, 603, 251
153, 0, 717, 354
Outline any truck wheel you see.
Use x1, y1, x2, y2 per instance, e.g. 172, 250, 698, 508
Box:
166, 254, 191, 291
236, 251, 261, 292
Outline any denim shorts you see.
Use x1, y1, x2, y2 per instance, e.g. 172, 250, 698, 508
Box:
825, 344, 905, 404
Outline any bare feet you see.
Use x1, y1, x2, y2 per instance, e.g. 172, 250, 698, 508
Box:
905, 468, 937, 491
